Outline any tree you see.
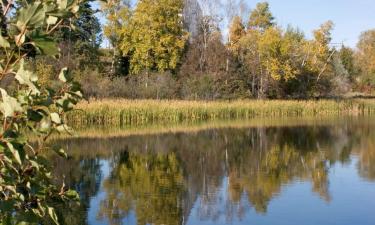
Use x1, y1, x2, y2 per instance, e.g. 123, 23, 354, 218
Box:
54, 0, 103, 70
233, 2, 277, 98
237, 29, 262, 97
311, 21, 335, 95
228, 16, 245, 52
355, 29, 375, 91
339, 45, 355, 78
0, 0, 96, 224
122, 0, 188, 74
248, 2, 275, 31
102, 0, 132, 75
183, 0, 203, 40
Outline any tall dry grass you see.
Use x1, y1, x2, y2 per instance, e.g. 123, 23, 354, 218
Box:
65, 99, 375, 127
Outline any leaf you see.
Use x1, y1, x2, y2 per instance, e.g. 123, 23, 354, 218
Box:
6, 142, 22, 165
46, 16, 58, 25
56, 94, 75, 112
57, 0, 68, 9
16, 2, 46, 30
0, 89, 23, 118
50, 113, 61, 124
71, 5, 80, 14
47, 207, 60, 225
27, 109, 44, 122
64, 189, 80, 201
30, 160, 40, 171
52, 146, 67, 159
15, 33, 25, 46
15, 60, 40, 95
33, 36, 59, 56
0, 34, 10, 48
39, 117, 51, 132
56, 124, 74, 134
58, 67, 71, 83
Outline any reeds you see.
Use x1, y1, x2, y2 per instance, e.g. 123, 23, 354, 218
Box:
65, 99, 375, 127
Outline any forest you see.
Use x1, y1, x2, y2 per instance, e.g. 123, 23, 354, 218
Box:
31, 0, 375, 100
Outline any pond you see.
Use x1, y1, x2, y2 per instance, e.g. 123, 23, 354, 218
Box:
51, 116, 375, 225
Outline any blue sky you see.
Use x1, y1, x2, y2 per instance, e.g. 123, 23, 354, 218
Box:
245, 0, 374, 47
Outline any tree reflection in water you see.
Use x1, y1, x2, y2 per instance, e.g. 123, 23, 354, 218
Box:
97, 151, 186, 225
51, 119, 375, 225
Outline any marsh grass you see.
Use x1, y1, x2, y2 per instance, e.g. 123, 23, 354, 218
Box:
65, 99, 375, 127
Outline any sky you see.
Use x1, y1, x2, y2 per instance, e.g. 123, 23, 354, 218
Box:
243, 0, 374, 48
95, 0, 374, 48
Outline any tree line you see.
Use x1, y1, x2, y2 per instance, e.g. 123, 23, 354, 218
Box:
34, 0, 375, 100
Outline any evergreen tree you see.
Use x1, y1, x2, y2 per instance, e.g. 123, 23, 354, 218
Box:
248, 2, 275, 31
56, 0, 103, 70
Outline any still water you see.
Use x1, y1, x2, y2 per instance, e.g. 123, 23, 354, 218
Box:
52, 117, 375, 225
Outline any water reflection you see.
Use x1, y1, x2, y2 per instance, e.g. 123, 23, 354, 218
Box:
98, 151, 186, 225
51, 117, 375, 225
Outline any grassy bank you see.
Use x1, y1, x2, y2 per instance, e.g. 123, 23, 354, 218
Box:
65, 99, 375, 127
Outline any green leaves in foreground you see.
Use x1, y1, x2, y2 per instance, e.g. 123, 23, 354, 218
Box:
0, 89, 23, 118
0, 0, 89, 224
0, 65, 83, 224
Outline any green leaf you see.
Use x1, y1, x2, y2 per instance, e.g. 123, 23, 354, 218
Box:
15, 59, 40, 94
0, 34, 10, 48
64, 189, 80, 201
16, 2, 46, 30
27, 109, 44, 122
57, 0, 68, 10
30, 160, 40, 171
32, 35, 59, 56
0, 89, 23, 118
52, 146, 67, 158
58, 67, 71, 82
56, 96, 74, 112
47, 207, 60, 225
6, 143, 22, 165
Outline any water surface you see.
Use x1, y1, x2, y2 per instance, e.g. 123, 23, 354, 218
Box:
52, 117, 375, 225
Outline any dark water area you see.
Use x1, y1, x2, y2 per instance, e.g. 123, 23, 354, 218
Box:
51, 117, 375, 225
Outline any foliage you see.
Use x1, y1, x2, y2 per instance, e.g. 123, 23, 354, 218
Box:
58, 0, 102, 67
102, 0, 132, 76
248, 2, 275, 31
355, 29, 375, 92
0, 0, 100, 224
103, 0, 187, 75
339, 45, 356, 79
15, 1, 375, 101
98, 152, 185, 225
228, 16, 245, 52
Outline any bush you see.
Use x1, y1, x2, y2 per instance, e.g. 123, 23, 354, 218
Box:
77, 70, 179, 99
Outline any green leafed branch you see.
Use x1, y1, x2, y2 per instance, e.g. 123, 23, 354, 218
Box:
0, 0, 108, 224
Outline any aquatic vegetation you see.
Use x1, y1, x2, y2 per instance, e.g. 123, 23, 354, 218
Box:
66, 99, 375, 126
